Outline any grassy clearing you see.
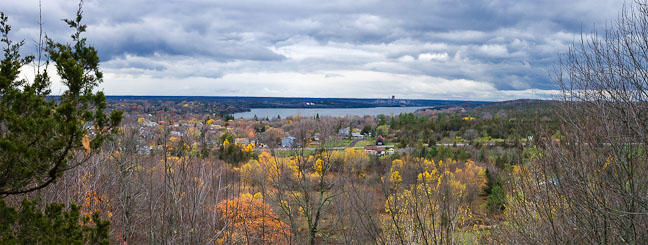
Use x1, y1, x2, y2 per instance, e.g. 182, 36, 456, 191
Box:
354, 140, 373, 147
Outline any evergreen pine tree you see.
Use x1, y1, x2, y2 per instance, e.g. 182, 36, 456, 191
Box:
0, 4, 122, 195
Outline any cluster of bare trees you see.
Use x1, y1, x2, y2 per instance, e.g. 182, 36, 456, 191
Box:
492, 1, 648, 243
3, 125, 240, 244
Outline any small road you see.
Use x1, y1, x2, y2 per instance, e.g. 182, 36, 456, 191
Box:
347, 140, 361, 148
258, 146, 361, 151
257, 145, 396, 152
257, 142, 532, 152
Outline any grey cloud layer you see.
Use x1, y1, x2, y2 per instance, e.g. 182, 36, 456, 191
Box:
3, 0, 622, 99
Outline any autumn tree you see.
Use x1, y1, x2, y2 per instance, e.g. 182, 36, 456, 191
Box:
260, 127, 285, 152
217, 130, 254, 165
216, 195, 291, 243
380, 157, 485, 244
241, 118, 344, 244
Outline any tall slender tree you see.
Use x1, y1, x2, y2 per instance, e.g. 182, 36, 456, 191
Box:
0, 1, 122, 196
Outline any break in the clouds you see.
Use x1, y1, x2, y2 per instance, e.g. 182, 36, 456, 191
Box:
4, 0, 623, 101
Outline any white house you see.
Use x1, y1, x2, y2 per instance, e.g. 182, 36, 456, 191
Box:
282, 136, 296, 148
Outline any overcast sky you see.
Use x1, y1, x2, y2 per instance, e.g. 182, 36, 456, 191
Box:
4, 0, 624, 101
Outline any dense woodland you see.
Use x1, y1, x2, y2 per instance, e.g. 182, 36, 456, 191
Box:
2, 1, 648, 244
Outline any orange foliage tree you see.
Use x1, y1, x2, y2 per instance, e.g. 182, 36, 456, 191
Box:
216, 196, 291, 243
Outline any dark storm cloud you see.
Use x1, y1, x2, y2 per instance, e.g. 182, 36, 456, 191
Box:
1, 0, 623, 99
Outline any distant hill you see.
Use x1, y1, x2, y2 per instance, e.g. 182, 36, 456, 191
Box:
473, 99, 557, 112
104, 96, 492, 110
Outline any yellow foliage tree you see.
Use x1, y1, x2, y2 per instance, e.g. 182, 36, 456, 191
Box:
380, 157, 481, 244
454, 159, 487, 204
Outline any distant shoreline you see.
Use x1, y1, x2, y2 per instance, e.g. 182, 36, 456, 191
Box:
52, 95, 549, 116
232, 106, 433, 119
101, 95, 491, 110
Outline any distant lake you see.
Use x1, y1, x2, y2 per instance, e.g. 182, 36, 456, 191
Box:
233, 107, 429, 119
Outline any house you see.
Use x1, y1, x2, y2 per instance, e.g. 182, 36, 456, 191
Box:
281, 136, 296, 148
137, 145, 152, 155
235, 138, 250, 145
338, 127, 351, 138
364, 145, 386, 156
539, 178, 559, 186
143, 120, 158, 127
338, 127, 362, 139
363, 132, 372, 138
84, 122, 93, 130
387, 148, 395, 155
376, 135, 385, 145
351, 132, 363, 139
